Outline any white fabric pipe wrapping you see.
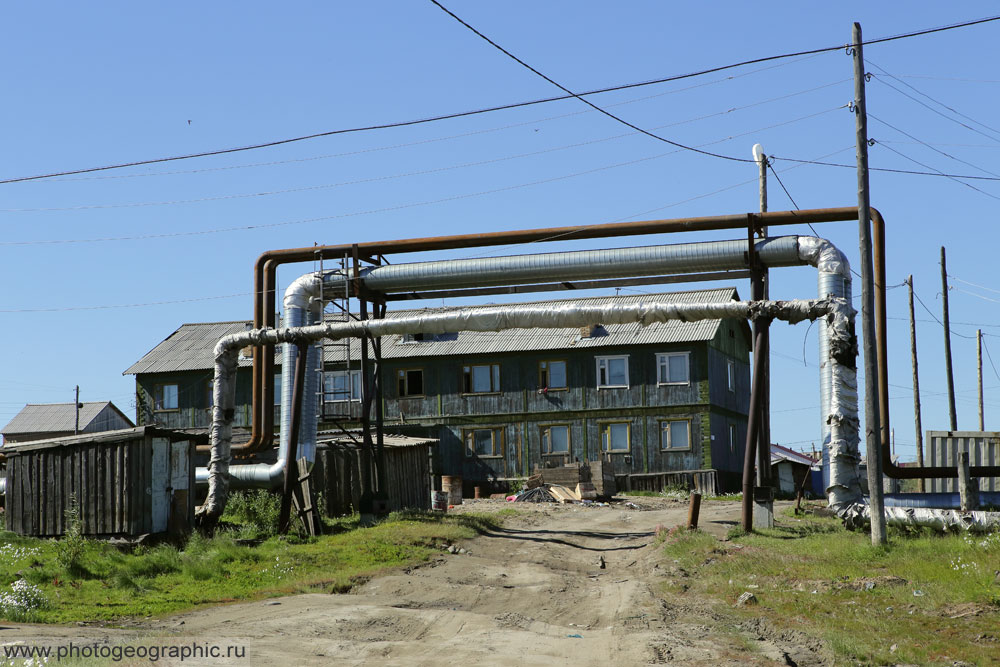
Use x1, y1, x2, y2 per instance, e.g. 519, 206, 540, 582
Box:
198, 297, 854, 522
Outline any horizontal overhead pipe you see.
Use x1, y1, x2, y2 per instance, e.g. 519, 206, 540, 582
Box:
199, 297, 855, 522
243, 205, 996, 481
246, 207, 870, 453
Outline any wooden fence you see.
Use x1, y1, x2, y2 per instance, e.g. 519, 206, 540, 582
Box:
312, 440, 431, 516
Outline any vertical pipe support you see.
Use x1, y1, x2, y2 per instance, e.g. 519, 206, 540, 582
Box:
741, 324, 769, 532
278, 342, 309, 534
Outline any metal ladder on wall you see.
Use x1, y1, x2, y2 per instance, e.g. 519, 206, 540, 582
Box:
316, 253, 354, 426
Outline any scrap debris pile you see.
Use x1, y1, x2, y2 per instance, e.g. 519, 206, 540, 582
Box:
506, 472, 605, 504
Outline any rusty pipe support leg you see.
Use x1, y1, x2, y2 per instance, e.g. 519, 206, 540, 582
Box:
741, 324, 769, 532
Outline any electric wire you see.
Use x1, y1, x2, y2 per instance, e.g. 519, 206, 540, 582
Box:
982, 337, 1000, 383
0, 292, 250, 313
0, 105, 845, 213
0, 109, 844, 244
872, 138, 1000, 200
869, 71, 1000, 145
868, 113, 1000, 178
949, 275, 1000, 295
868, 61, 1000, 139
38, 66, 840, 184
428, 0, 755, 164
2, 13, 996, 185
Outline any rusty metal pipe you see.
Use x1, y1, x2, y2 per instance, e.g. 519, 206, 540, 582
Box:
247, 207, 862, 452
741, 325, 768, 532
237, 205, 1000, 480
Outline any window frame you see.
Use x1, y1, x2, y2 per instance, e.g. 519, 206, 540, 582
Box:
659, 418, 692, 452
655, 351, 691, 386
462, 362, 501, 395
539, 423, 571, 455
538, 359, 569, 392
595, 355, 630, 390
396, 368, 425, 398
599, 420, 631, 453
729, 423, 739, 453
463, 426, 504, 458
273, 373, 282, 406
206, 379, 214, 409
727, 359, 737, 393
153, 383, 179, 412
324, 369, 362, 404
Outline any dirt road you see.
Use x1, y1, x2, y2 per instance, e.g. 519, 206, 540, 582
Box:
2, 498, 829, 665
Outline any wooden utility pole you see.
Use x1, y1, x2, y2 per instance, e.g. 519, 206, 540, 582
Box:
941, 246, 958, 430
752, 143, 773, 530
978, 329, 985, 431
852, 22, 886, 545
907, 276, 926, 492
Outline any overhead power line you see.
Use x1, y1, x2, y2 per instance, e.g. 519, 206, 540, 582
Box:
2, 13, 997, 185
868, 61, 1000, 140
429, 0, 753, 163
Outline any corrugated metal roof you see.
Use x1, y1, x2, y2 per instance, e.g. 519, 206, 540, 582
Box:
123, 320, 259, 375
125, 288, 738, 373
2, 402, 132, 436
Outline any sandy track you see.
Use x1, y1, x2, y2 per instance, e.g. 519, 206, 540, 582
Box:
1, 499, 829, 666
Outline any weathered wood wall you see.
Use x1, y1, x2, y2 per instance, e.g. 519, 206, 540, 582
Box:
3, 428, 194, 538
313, 442, 431, 516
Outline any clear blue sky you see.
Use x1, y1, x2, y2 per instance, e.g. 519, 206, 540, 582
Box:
2, 2, 998, 461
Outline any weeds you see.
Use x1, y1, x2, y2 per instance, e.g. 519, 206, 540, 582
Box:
53, 496, 87, 576
222, 490, 282, 539
0, 579, 48, 622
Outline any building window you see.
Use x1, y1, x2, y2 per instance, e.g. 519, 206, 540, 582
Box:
599, 422, 630, 452
660, 419, 691, 451
540, 424, 570, 454
397, 369, 424, 397
274, 374, 282, 405
324, 369, 362, 403
463, 363, 500, 394
656, 352, 690, 385
206, 379, 214, 409
727, 359, 736, 392
538, 360, 568, 391
464, 427, 504, 458
596, 355, 629, 389
153, 384, 178, 411
729, 424, 739, 453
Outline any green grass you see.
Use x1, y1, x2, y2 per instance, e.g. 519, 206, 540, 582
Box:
658, 505, 1000, 665
0, 510, 502, 624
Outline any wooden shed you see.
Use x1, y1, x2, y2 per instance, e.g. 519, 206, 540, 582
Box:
3, 426, 197, 538
312, 434, 436, 516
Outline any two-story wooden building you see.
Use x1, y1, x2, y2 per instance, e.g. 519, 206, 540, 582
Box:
125, 288, 751, 491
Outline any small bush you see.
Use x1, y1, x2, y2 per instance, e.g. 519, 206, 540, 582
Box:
54, 496, 87, 576
222, 490, 282, 539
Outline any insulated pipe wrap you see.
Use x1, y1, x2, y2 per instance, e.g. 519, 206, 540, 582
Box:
324, 237, 808, 294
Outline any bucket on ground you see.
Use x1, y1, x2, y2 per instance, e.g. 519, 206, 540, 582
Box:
431, 490, 448, 511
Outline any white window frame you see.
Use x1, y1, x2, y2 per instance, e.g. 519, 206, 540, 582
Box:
153, 383, 179, 411
727, 359, 737, 392
656, 352, 690, 386
599, 421, 631, 452
596, 355, 629, 390
463, 363, 501, 394
729, 423, 739, 453
324, 369, 362, 403
538, 360, 568, 391
463, 427, 504, 458
540, 423, 571, 455
659, 419, 692, 451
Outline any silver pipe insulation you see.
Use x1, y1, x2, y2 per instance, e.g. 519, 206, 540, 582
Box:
198, 296, 854, 521
195, 235, 849, 488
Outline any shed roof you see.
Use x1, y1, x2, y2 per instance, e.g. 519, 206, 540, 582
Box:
125, 288, 742, 374
2, 402, 134, 436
